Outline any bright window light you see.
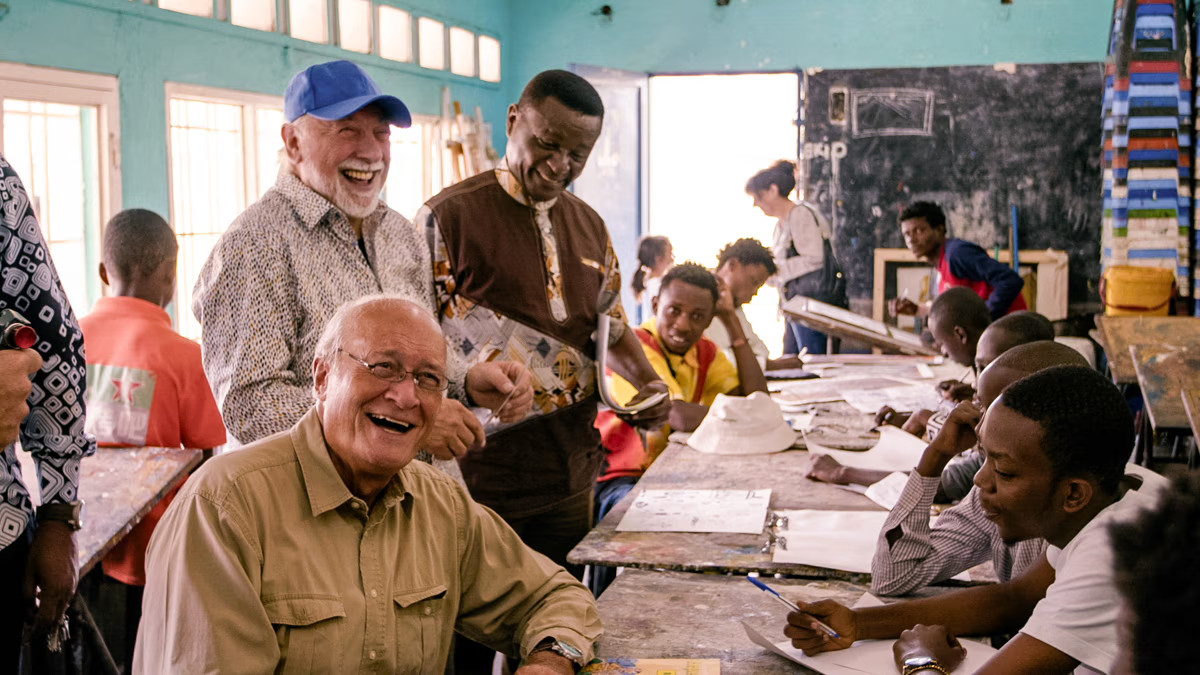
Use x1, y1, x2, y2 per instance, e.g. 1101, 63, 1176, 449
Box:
377, 5, 412, 62
289, 0, 328, 44
255, 108, 284, 198
385, 122, 430, 220
449, 27, 476, 77
231, 0, 275, 31
478, 35, 501, 83
338, 0, 371, 53
158, 0, 212, 17
418, 17, 445, 70
648, 73, 799, 355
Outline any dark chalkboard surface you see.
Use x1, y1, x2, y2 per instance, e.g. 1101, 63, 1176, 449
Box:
801, 63, 1104, 309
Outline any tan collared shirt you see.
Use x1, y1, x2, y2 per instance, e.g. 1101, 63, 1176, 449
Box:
134, 409, 601, 673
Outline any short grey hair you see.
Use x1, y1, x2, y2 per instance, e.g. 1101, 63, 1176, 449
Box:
313, 294, 441, 364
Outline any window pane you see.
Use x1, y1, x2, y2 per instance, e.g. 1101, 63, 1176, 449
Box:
158, 0, 212, 17
255, 108, 284, 198
478, 35, 501, 83
449, 27, 475, 77
418, 17, 444, 70
338, 0, 371, 53
2, 99, 98, 313
385, 122, 427, 220
169, 97, 248, 339
231, 0, 275, 31
290, 0, 328, 44
378, 5, 412, 62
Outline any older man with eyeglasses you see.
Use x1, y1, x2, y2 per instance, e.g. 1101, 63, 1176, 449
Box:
134, 295, 600, 674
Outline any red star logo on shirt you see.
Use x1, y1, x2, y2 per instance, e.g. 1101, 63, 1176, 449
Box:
110, 378, 142, 403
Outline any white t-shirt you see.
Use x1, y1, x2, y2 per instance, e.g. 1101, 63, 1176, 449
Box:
704, 306, 769, 371
1020, 479, 1163, 674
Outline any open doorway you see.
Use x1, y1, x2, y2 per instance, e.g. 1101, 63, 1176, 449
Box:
647, 73, 798, 356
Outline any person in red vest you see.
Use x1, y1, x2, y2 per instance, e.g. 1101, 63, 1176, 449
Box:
590, 262, 767, 594
891, 201, 1028, 321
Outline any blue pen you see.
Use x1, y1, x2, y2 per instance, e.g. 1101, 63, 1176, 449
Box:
747, 576, 841, 638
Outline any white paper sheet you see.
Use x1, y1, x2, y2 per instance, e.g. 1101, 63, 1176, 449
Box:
840, 382, 939, 414
615, 488, 772, 534
864, 472, 911, 510
805, 426, 928, 473
741, 620, 998, 675
771, 509, 969, 581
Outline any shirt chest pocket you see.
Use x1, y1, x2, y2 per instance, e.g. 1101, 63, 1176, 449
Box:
264, 595, 346, 674
393, 583, 449, 672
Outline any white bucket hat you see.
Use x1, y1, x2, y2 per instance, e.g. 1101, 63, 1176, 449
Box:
687, 392, 797, 455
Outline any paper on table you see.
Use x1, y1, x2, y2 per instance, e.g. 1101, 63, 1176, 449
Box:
805, 425, 928, 473
741, 620, 997, 675
775, 377, 912, 407
864, 471, 910, 510
772, 509, 969, 581
841, 382, 939, 414
616, 488, 772, 534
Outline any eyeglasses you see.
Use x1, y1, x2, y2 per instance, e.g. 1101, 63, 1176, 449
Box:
337, 349, 448, 392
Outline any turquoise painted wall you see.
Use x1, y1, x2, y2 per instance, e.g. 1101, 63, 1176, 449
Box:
507, 0, 1113, 92
0, 0, 512, 217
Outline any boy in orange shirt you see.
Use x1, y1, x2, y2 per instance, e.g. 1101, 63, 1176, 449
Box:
79, 209, 226, 665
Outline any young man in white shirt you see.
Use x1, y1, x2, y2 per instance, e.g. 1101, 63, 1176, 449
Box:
784, 366, 1157, 675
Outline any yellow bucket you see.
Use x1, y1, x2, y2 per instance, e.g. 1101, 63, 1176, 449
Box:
1100, 265, 1177, 316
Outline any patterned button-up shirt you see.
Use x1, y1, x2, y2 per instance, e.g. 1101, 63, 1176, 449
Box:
193, 172, 462, 460
0, 153, 95, 549
415, 159, 626, 432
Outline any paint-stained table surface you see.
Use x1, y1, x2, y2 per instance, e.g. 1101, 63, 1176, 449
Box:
1096, 316, 1200, 385
1183, 389, 1200, 438
1131, 344, 1200, 431
78, 447, 203, 575
594, 570, 954, 674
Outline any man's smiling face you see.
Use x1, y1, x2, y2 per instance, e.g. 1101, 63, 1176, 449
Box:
314, 306, 445, 484
288, 105, 391, 220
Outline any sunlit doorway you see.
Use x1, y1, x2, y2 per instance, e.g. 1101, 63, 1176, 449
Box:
648, 73, 798, 356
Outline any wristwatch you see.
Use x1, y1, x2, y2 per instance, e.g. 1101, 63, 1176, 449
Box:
37, 501, 84, 531
529, 637, 586, 671
902, 656, 950, 675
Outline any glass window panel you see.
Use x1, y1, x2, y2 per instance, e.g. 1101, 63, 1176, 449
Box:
478, 35, 501, 83
158, 0, 212, 17
449, 27, 476, 77
289, 0, 328, 44
1, 99, 98, 312
256, 108, 284, 197
418, 17, 445, 70
378, 5, 412, 62
338, 0, 371, 53
385, 122, 427, 220
231, 0, 275, 32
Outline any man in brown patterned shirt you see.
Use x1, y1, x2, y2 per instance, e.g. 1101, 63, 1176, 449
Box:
194, 61, 531, 470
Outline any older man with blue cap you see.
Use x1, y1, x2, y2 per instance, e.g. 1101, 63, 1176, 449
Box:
193, 60, 531, 470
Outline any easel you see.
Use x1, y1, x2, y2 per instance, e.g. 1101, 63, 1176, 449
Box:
442, 88, 496, 184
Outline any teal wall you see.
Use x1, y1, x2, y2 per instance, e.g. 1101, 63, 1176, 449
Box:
507, 0, 1113, 89
0, 0, 512, 217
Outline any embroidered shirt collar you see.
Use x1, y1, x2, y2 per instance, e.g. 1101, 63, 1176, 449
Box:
275, 171, 389, 234
495, 157, 558, 211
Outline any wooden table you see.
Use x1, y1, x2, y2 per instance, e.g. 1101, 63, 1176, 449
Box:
594, 570, 951, 674
78, 446, 203, 575
1095, 316, 1200, 385
1130, 344, 1200, 432
1183, 389, 1200, 438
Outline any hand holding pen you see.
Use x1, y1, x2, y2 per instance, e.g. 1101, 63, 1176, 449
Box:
748, 576, 851, 651
780, 595, 859, 656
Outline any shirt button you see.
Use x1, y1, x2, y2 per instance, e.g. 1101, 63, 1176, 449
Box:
423, 606, 432, 615
351, 502, 363, 510
370, 589, 378, 598
368, 650, 377, 660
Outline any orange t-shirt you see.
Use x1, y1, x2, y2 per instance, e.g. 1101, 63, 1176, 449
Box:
80, 296, 226, 586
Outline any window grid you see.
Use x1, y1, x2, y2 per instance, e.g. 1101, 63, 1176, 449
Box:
144, 1, 500, 83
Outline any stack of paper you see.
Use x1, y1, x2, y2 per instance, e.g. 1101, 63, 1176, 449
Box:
805, 426, 928, 473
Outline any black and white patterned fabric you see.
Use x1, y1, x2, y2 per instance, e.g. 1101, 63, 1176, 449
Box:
0, 152, 95, 550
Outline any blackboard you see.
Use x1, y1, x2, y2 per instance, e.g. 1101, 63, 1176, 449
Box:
801, 63, 1105, 311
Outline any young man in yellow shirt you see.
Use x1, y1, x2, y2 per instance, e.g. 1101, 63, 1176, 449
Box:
590, 262, 767, 594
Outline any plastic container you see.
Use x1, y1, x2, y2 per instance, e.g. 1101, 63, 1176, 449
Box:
1100, 265, 1176, 316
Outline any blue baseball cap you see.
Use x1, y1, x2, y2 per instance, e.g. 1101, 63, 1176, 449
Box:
284, 60, 412, 127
